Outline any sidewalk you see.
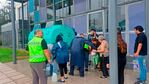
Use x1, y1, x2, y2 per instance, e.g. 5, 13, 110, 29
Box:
0, 63, 32, 84
0, 60, 148, 84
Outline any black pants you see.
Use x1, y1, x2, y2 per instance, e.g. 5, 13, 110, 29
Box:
101, 56, 109, 77
118, 62, 126, 84
84, 52, 89, 69
58, 63, 67, 77
70, 64, 84, 77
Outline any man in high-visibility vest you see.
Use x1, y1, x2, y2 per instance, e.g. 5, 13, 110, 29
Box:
28, 29, 51, 84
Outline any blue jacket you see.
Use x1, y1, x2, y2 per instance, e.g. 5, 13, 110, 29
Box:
52, 41, 69, 64
70, 37, 86, 67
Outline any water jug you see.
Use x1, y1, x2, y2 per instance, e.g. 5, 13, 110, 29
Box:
52, 73, 57, 82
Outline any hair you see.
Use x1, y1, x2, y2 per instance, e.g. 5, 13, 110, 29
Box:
98, 35, 105, 41
134, 25, 144, 32
56, 35, 63, 42
117, 31, 127, 54
90, 29, 96, 32
91, 38, 97, 42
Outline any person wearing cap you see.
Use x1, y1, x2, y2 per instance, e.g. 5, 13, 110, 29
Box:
27, 29, 51, 84
88, 29, 98, 41
134, 26, 147, 84
96, 35, 109, 78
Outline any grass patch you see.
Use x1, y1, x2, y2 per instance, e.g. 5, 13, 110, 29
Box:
0, 47, 28, 63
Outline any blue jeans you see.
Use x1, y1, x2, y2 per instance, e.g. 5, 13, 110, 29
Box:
137, 55, 147, 81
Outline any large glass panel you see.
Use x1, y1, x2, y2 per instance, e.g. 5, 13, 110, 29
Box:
24, 5, 28, 20
35, 0, 40, 10
117, 6, 126, 31
47, 6, 54, 20
63, 0, 74, 16
74, 15, 87, 33
128, 2, 144, 31
102, 0, 108, 7
47, 0, 53, 6
55, 2, 62, 10
56, 2, 63, 19
19, 5, 28, 20
89, 0, 102, 10
89, 12, 103, 32
64, 17, 73, 27
29, 12, 34, 24
74, 0, 87, 13
117, 0, 125, 4
40, 7, 47, 22
40, 0, 46, 7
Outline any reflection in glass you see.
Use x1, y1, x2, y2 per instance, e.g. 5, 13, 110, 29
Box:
89, 0, 102, 10
47, 6, 54, 20
29, 13, 34, 24
35, 0, 40, 10
117, 6, 125, 31
40, 0, 46, 7
89, 12, 103, 32
47, 0, 53, 6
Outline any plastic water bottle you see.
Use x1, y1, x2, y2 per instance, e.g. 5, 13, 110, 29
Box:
52, 73, 57, 82
46, 64, 53, 76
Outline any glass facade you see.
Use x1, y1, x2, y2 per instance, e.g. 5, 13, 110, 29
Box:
74, 15, 87, 33
28, 0, 144, 55
89, 12, 103, 32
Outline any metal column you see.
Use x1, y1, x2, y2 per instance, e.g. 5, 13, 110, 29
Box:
108, 0, 118, 84
144, 0, 149, 70
21, 1, 25, 49
11, 0, 17, 64
53, 0, 56, 24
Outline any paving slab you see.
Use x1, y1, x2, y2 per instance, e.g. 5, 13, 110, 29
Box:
0, 60, 149, 84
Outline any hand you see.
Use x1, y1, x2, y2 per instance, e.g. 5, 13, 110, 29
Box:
134, 53, 139, 57
106, 64, 110, 69
48, 59, 51, 64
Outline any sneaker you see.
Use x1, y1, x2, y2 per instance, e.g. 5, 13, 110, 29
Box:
85, 68, 88, 71
64, 76, 68, 79
69, 72, 74, 76
100, 76, 108, 79
57, 79, 65, 83
80, 75, 84, 77
136, 78, 140, 80
134, 80, 146, 84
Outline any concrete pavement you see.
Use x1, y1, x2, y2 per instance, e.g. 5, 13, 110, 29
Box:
0, 60, 148, 84
0, 62, 32, 84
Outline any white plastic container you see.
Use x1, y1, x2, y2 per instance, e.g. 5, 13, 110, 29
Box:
52, 73, 57, 82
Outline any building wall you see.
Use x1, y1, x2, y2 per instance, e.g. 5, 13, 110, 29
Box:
28, 0, 145, 56
1, 20, 29, 48
15, 2, 28, 20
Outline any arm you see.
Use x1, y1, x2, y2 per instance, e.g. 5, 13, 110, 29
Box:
41, 39, 51, 63
44, 49, 51, 63
134, 43, 142, 57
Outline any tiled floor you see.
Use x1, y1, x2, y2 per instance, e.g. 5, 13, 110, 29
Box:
2, 60, 149, 84
0, 63, 32, 84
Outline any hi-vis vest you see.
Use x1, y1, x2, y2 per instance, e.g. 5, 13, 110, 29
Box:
28, 37, 46, 62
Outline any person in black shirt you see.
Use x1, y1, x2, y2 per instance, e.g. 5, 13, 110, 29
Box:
134, 26, 147, 84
